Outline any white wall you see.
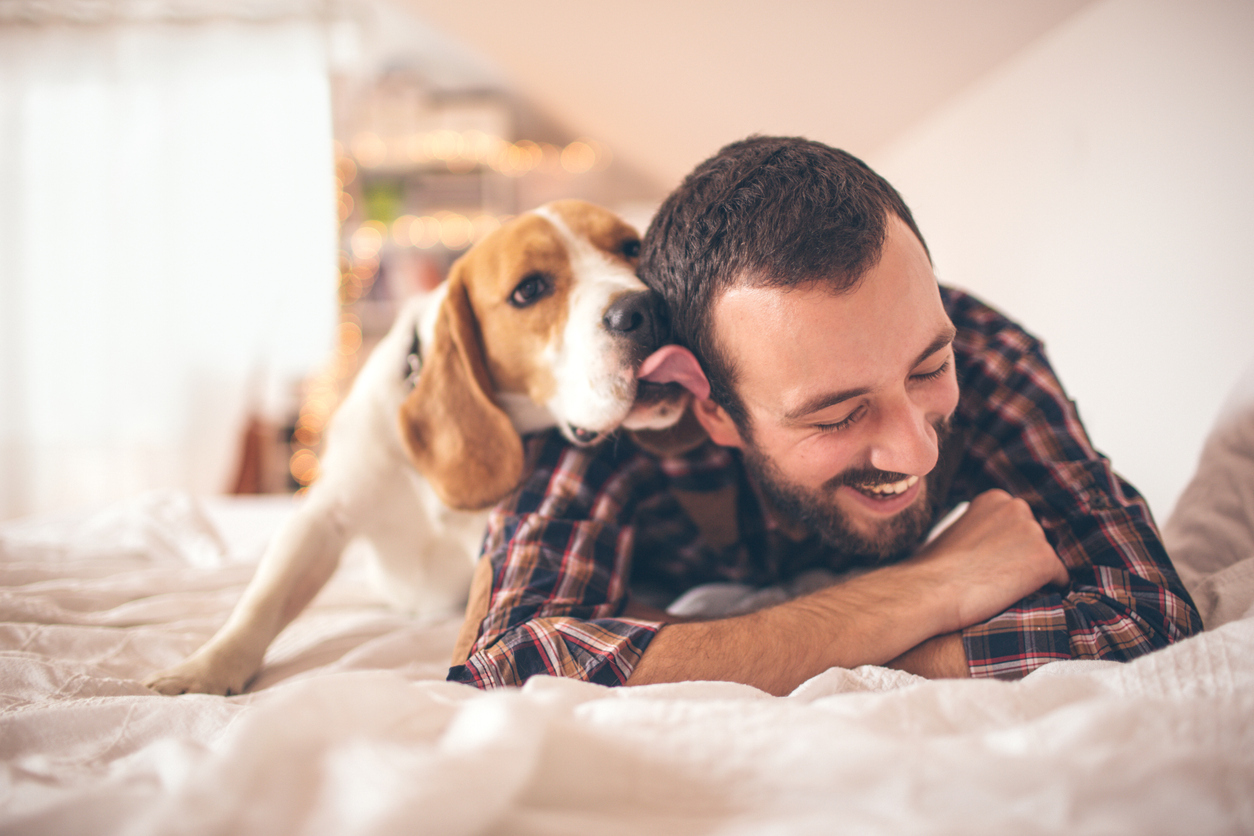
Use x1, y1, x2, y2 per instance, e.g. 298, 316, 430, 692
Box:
0, 20, 339, 520
871, 0, 1254, 521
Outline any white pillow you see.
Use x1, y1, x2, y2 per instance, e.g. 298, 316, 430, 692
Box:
1163, 402, 1254, 628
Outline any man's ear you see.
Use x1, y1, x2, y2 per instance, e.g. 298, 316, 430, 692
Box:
691, 396, 745, 449
397, 272, 524, 510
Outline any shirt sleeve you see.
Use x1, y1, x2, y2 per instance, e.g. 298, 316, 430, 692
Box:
946, 290, 1203, 678
447, 431, 664, 689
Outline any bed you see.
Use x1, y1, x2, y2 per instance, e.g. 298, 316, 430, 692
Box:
3, 399, 1253, 835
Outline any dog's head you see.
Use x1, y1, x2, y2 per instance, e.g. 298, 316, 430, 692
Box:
399, 200, 692, 510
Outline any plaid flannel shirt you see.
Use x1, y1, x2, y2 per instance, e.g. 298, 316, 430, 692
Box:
448, 287, 1202, 688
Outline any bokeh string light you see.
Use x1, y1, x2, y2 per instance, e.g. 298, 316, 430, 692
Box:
348, 129, 609, 177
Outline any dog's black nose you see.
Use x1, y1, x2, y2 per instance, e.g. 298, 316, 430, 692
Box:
603, 290, 665, 350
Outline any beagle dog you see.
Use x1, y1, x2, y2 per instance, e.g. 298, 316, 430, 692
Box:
145, 200, 690, 696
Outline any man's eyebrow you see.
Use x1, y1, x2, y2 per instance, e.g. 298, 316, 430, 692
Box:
783, 325, 958, 422
784, 384, 872, 421
911, 325, 958, 370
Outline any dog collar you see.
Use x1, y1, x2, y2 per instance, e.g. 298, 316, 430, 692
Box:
403, 329, 423, 389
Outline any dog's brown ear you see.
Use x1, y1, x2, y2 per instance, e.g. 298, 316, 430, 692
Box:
627, 402, 709, 457
398, 276, 524, 510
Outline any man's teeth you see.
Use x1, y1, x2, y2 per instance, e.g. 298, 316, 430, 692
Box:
857, 475, 919, 496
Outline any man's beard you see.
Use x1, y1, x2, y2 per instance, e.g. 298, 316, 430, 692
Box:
741, 418, 953, 564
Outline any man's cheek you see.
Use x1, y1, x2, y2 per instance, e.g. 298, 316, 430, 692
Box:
792, 446, 854, 492
939, 376, 960, 418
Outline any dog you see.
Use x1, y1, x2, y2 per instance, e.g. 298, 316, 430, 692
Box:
145, 200, 691, 696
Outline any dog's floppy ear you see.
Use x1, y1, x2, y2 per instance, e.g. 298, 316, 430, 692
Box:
398, 274, 524, 510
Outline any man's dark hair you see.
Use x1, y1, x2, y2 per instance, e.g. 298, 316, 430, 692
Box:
639, 135, 929, 430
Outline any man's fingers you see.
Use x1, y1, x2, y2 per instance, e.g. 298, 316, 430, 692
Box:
968, 487, 1012, 509
919, 488, 1069, 623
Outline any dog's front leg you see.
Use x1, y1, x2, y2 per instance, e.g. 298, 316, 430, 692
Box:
144, 495, 349, 696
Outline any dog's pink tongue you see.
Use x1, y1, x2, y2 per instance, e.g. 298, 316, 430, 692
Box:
637, 345, 710, 400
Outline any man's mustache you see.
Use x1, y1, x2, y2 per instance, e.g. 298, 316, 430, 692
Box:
821, 416, 953, 492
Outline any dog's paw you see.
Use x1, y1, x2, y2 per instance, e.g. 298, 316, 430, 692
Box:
143, 654, 254, 697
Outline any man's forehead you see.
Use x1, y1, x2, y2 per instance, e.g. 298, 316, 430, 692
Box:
709, 229, 949, 414
711, 278, 949, 353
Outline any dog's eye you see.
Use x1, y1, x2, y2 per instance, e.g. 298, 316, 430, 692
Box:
509, 272, 551, 308
620, 239, 641, 260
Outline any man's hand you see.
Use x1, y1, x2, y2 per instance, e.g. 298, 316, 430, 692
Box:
905, 488, 1069, 634
880, 490, 1069, 678
628, 488, 1066, 694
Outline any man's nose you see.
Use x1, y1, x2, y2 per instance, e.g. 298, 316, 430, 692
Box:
866, 394, 939, 477
602, 290, 666, 352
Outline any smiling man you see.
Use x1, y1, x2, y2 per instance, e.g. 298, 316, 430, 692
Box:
447, 136, 1201, 694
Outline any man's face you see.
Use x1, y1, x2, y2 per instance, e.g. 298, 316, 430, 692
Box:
701, 216, 960, 561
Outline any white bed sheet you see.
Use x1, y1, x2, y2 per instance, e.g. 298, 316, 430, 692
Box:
3, 408, 1254, 835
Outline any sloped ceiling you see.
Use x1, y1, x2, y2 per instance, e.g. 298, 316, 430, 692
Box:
395, 0, 1097, 194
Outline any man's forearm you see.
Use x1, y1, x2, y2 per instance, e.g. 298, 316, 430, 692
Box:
885, 632, 970, 678
626, 490, 1066, 694
626, 561, 957, 695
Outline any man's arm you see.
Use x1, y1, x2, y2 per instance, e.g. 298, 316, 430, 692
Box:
627, 490, 1066, 694
452, 429, 1063, 692
885, 633, 968, 678
448, 431, 672, 689
626, 594, 972, 681
942, 288, 1203, 677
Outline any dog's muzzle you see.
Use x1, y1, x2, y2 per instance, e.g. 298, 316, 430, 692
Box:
602, 290, 667, 355
568, 425, 603, 445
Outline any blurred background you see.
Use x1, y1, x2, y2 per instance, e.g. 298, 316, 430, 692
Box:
1, 0, 1251, 524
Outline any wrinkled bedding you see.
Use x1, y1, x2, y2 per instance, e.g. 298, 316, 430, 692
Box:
3, 408, 1254, 835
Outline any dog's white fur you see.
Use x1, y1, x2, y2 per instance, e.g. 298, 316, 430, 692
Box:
145, 201, 685, 696
534, 204, 659, 434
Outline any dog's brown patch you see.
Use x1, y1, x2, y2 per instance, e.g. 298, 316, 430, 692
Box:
549, 199, 641, 268
398, 276, 524, 510
453, 213, 573, 404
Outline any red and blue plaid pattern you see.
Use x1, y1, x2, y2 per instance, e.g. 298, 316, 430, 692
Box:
448, 288, 1202, 688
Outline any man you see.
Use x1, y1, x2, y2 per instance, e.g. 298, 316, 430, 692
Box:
447, 136, 1201, 694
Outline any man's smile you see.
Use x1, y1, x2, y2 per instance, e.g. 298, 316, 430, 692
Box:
854, 474, 920, 497
836, 475, 926, 525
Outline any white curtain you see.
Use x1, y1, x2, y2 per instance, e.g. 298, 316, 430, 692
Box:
0, 4, 339, 520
